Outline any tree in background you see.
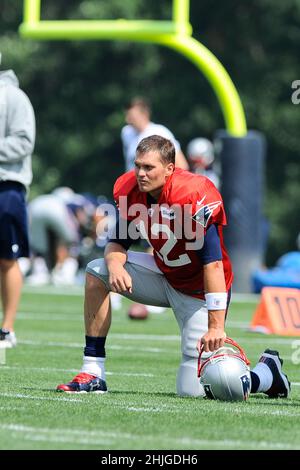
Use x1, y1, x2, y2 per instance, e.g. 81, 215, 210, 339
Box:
1, 0, 299, 265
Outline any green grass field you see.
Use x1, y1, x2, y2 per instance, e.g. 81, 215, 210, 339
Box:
0, 286, 299, 450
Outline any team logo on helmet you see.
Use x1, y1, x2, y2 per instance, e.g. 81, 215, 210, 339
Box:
203, 384, 215, 400
240, 374, 251, 400
198, 337, 251, 402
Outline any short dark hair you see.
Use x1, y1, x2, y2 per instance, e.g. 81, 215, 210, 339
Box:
125, 97, 151, 115
136, 135, 175, 165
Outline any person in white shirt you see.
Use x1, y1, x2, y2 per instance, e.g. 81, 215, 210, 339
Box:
121, 97, 188, 172
120, 98, 188, 316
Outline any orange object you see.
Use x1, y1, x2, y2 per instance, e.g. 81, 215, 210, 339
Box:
250, 287, 300, 336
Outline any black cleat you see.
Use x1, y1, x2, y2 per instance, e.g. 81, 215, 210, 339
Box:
258, 349, 291, 398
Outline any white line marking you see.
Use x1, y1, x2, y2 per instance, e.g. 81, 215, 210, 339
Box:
20, 434, 113, 446
0, 424, 113, 446
18, 334, 298, 346
125, 406, 169, 413
15, 312, 250, 330
23, 286, 83, 296
223, 407, 300, 417
15, 312, 124, 324
111, 333, 179, 341
17, 313, 83, 322
0, 406, 26, 411
235, 337, 298, 345
18, 339, 168, 353
23, 285, 260, 303
0, 392, 85, 403
0, 365, 154, 377
0, 423, 296, 449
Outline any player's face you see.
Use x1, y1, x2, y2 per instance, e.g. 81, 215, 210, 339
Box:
125, 106, 148, 130
134, 151, 174, 199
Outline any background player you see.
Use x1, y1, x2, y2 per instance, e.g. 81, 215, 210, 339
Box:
121, 97, 188, 171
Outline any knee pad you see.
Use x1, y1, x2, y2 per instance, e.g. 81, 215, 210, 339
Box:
176, 355, 206, 398
86, 258, 110, 291
86, 258, 107, 277
180, 309, 208, 359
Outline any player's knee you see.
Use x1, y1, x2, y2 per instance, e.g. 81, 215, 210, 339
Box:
181, 331, 199, 358
176, 355, 206, 398
86, 258, 106, 274
0, 258, 18, 271
86, 258, 109, 282
85, 259, 109, 292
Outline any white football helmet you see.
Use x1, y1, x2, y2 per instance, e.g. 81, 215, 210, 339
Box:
198, 337, 251, 401
186, 138, 214, 167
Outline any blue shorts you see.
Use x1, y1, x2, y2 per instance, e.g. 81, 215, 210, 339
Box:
0, 181, 30, 259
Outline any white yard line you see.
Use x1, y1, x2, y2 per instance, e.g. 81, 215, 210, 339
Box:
16, 433, 113, 446
0, 406, 26, 411
15, 312, 250, 329
23, 286, 83, 296
16, 313, 84, 322
18, 334, 298, 346
0, 392, 85, 403
1, 389, 299, 418
23, 285, 261, 303
18, 339, 169, 353
0, 365, 154, 377
234, 337, 298, 345
15, 312, 123, 324
111, 333, 179, 341
0, 423, 297, 449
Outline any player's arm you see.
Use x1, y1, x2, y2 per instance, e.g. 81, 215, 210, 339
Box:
201, 260, 227, 352
0, 88, 35, 163
196, 224, 227, 352
175, 150, 189, 170
105, 217, 134, 294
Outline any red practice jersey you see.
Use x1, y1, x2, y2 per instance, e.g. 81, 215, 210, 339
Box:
114, 169, 233, 299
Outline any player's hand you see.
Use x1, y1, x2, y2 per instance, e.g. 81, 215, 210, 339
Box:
108, 263, 133, 294
197, 328, 226, 353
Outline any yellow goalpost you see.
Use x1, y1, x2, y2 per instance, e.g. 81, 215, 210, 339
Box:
19, 0, 247, 137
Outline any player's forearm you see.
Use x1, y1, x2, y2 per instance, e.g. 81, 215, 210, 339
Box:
104, 242, 128, 268
203, 260, 227, 330
206, 309, 226, 331
175, 150, 189, 170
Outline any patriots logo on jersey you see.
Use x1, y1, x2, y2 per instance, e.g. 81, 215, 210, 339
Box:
192, 199, 222, 227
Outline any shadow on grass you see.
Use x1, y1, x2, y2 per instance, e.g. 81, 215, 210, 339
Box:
21, 387, 300, 406
22, 386, 186, 400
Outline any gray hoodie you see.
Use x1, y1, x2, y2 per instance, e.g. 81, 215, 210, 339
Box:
0, 70, 35, 187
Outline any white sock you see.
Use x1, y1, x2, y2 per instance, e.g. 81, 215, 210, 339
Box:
81, 356, 106, 381
252, 362, 273, 392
